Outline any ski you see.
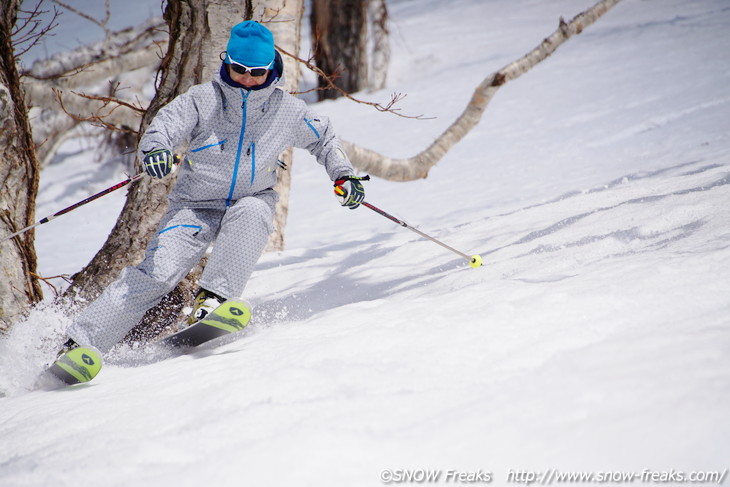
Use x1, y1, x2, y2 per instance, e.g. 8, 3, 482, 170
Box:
160, 299, 252, 348
46, 346, 103, 385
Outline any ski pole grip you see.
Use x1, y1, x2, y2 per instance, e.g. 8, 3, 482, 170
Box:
168, 153, 187, 174
345, 175, 370, 182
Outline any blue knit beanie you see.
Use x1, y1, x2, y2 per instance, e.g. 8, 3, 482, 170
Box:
226, 21, 275, 67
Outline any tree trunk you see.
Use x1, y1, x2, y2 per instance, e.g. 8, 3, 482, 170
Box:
368, 0, 389, 91
0, 0, 43, 332
311, 0, 368, 100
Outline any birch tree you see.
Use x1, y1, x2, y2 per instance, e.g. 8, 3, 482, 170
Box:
0, 0, 44, 331
368, 0, 389, 91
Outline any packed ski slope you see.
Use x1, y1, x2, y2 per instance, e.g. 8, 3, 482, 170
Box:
2, 0, 729, 485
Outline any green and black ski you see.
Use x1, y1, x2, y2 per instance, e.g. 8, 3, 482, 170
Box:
160, 300, 252, 348
46, 346, 103, 385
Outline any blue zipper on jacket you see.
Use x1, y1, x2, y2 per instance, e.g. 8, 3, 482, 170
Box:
228, 89, 250, 207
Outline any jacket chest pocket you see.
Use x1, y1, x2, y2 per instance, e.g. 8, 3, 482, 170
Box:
191, 137, 228, 154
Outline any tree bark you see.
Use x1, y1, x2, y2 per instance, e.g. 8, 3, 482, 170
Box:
0, 0, 43, 331
368, 0, 389, 91
344, 0, 623, 181
311, 0, 368, 100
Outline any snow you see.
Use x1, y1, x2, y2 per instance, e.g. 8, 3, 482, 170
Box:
2, 0, 730, 485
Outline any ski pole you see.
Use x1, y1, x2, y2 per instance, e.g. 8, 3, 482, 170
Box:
361, 200, 483, 268
2, 155, 181, 243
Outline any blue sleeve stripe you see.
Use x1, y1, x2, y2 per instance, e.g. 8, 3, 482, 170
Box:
159, 224, 202, 235
304, 118, 320, 138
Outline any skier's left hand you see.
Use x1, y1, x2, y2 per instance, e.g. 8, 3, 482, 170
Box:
334, 175, 369, 209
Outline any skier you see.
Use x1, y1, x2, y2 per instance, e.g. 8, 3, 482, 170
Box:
52, 20, 366, 382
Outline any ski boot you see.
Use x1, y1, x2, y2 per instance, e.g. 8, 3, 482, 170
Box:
188, 288, 226, 325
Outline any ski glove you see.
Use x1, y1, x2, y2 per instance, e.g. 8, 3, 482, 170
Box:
334, 175, 369, 210
142, 148, 173, 179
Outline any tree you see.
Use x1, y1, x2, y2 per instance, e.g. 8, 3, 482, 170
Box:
367, 0, 389, 92
309, 0, 390, 98
0, 0, 44, 331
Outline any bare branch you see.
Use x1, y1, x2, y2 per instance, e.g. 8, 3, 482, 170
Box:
12, 1, 61, 60
277, 44, 431, 120
53, 87, 140, 135
30, 272, 72, 298
21, 16, 163, 168
52, 0, 111, 39
70, 84, 146, 114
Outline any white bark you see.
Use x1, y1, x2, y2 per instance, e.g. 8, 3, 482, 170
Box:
0, 82, 34, 331
368, 0, 389, 91
1, 0, 44, 330
345, 0, 623, 181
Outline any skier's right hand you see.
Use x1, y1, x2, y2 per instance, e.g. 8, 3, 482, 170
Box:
334, 175, 369, 210
142, 148, 173, 178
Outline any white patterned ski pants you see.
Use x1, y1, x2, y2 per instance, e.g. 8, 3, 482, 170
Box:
67, 192, 276, 352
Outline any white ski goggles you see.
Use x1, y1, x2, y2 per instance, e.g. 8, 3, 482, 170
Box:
225, 54, 273, 77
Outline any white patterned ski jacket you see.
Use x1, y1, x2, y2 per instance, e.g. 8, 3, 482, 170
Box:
139, 54, 354, 206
